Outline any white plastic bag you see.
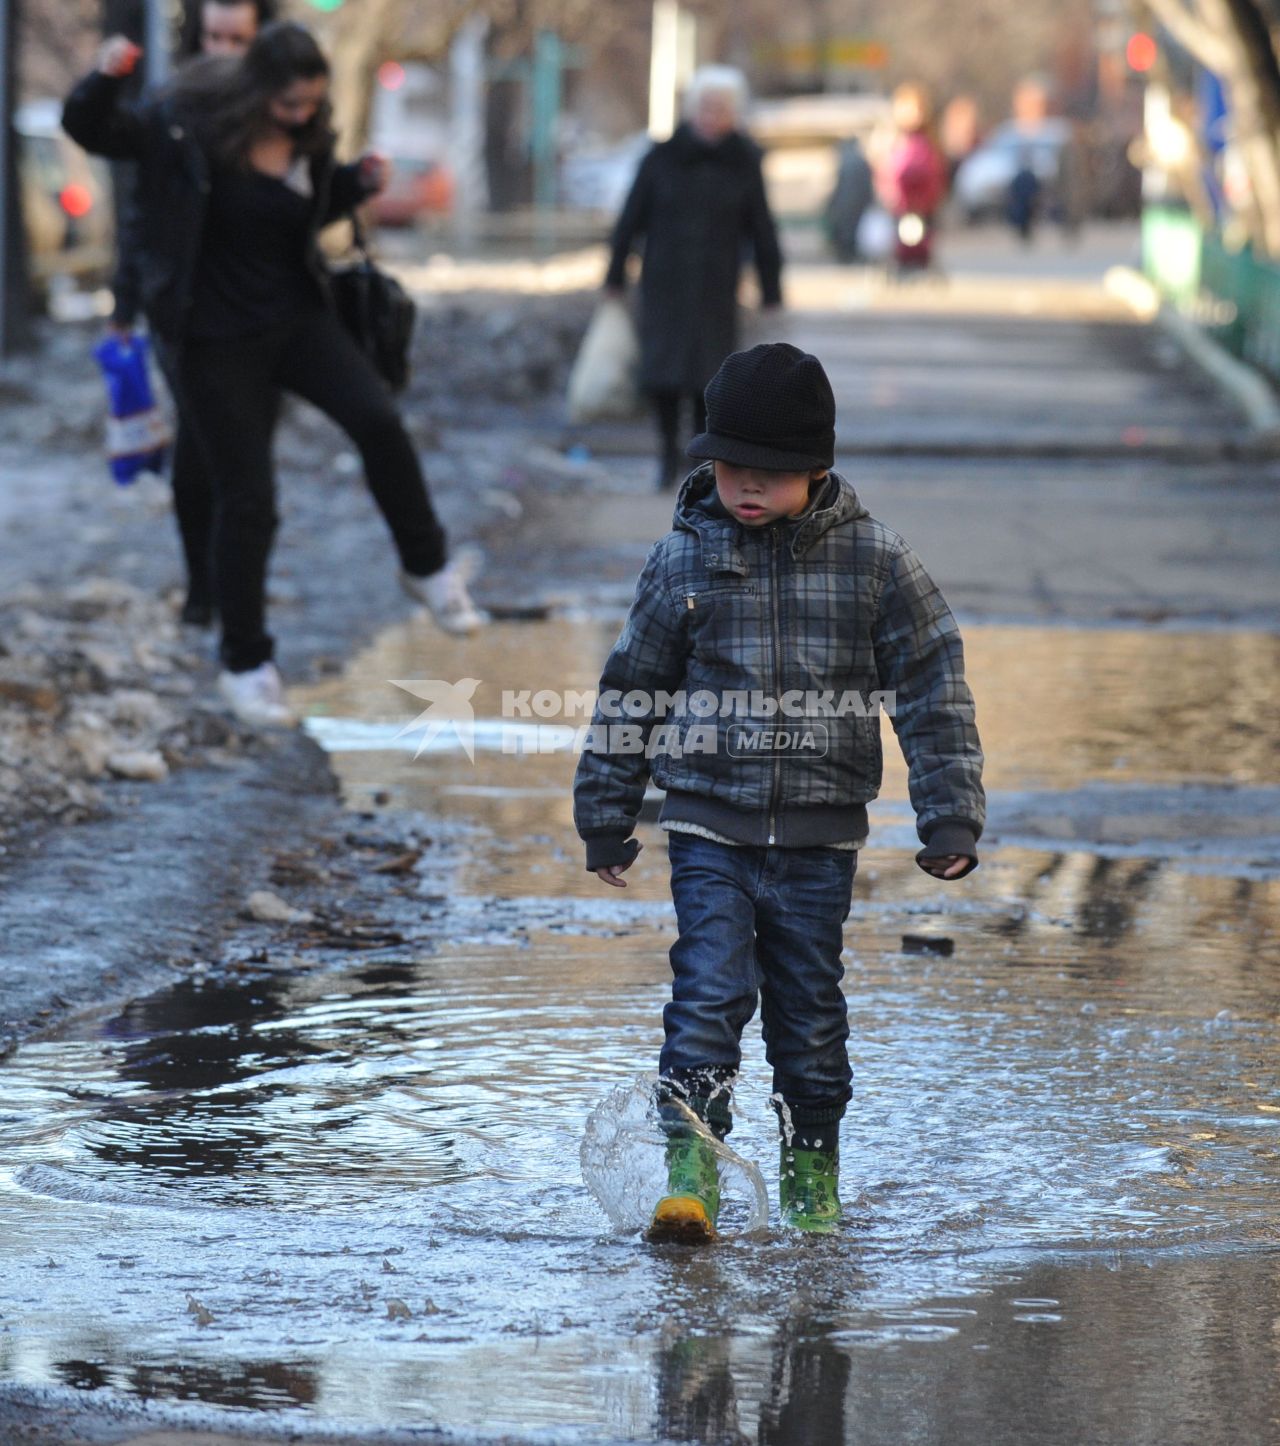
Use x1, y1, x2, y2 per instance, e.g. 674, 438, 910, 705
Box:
856, 205, 895, 262
566, 298, 640, 423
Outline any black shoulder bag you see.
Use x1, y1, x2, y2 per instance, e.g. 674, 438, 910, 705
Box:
329, 213, 417, 393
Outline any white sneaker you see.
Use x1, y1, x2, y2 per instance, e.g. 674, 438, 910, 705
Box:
401, 557, 489, 635
217, 662, 296, 728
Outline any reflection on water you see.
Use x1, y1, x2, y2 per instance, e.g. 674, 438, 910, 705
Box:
291, 613, 1280, 797
292, 614, 1280, 894
1, 611, 1279, 1441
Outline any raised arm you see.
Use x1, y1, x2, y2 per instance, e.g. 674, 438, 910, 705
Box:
63, 45, 147, 162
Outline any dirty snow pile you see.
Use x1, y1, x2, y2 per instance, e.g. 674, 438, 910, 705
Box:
0, 576, 237, 840
412, 293, 594, 414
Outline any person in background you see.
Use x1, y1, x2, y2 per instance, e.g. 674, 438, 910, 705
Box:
939, 93, 982, 188
605, 65, 783, 491
65, 22, 485, 729
110, 0, 277, 628
1055, 118, 1092, 242
823, 136, 873, 264
875, 82, 947, 273
1007, 148, 1042, 244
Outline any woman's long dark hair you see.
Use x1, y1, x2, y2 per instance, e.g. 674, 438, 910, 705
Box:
169, 21, 334, 166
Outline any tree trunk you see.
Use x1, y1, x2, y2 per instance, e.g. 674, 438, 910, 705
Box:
326, 0, 406, 155
2, 0, 35, 354
1217, 0, 1280, 254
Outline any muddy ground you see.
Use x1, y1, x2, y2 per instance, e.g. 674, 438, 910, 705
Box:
0, 290, 595, 1046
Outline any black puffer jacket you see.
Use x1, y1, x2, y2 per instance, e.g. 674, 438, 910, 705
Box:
606, 124, 783, 394
63, 69, 368, 344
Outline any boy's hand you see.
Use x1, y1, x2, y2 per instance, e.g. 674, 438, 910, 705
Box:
918, 854, 970, 880
594, 842, 643, 888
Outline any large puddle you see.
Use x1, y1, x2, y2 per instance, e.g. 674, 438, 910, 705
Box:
2, 611, 1279, 1442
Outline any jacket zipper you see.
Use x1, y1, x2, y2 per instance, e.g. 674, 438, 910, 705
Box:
767, 529, 782, 846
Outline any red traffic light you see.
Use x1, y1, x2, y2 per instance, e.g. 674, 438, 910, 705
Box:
1127, 32, 1157, 72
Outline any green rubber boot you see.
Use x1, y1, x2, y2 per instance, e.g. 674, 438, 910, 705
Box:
780, 1143, 840, 1233
647, 1127, 721, 1245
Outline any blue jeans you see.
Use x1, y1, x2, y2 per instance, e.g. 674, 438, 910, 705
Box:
661, 831, 856, 1136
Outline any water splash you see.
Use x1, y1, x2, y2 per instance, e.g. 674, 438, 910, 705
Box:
580, 1076, 769, 1236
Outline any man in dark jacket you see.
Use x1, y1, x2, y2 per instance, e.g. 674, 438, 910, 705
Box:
605, 66, 783, 490
574, 344, 984, 1243
107, 0, 276, 626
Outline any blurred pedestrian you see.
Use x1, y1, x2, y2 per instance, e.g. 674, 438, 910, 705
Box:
110, 0, 278, 629
604, 65, 783, 491
65, 22, 485, 729
822, 136, 873, 263
1007, 148, 1042, 243
875, 83, 947, 273
939, 93, 982, 188
1055, 119, 1091, 242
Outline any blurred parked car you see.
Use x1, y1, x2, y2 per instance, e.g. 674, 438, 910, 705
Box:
952, 117, 1069, 222
365, 155, 453, 228
17, 99, 115, 291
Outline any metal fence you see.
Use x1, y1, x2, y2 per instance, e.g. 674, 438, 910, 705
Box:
1145, 205, 1280, 382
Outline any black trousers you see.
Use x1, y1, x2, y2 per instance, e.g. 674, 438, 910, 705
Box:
651, 388, 707, 459
176, 306, 448, 673
152, 346, 218, 608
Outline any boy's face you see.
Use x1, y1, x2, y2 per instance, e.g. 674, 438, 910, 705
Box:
714, 461, 827, 527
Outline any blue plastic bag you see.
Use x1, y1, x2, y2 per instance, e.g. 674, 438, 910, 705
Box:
92, 333, 171, 485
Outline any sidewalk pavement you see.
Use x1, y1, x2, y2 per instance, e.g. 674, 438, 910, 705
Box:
547, 260, 1280, 628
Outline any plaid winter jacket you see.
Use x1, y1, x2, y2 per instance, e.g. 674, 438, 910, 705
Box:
573, 465, 985, 875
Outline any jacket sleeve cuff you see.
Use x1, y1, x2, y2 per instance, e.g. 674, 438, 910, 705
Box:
584, 833, 641, 872
915, 820, 980, 878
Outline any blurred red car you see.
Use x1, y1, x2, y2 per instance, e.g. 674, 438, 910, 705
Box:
366, 155, 453, 227
18, 98, 115, 292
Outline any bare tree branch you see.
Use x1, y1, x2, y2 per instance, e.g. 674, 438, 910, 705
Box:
1144, 0, 1236, 73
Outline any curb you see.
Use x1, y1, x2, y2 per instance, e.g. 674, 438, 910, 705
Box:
1104, 265, 1280, 447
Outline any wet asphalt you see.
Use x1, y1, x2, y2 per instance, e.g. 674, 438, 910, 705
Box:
1, 228, 1279, 1444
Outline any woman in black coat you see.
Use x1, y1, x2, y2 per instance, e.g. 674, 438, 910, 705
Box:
605, 66, 784, 489
64, 23, 485, 728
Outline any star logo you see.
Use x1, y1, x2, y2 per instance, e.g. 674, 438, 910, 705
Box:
389, 677, 482, 761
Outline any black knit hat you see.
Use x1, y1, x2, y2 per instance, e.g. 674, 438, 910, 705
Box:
687, 343, 836, 471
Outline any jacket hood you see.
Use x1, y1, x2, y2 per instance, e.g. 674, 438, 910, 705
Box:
672, 461, 867, 565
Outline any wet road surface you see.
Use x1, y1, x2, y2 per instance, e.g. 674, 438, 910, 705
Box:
3, 250, 1280, 1443
2, 602, 1278, 1444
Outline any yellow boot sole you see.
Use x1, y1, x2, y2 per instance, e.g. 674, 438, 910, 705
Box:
645, 1194, 718, 1245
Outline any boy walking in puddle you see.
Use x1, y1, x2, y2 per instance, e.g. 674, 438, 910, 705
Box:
574, 343, 985, 1241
